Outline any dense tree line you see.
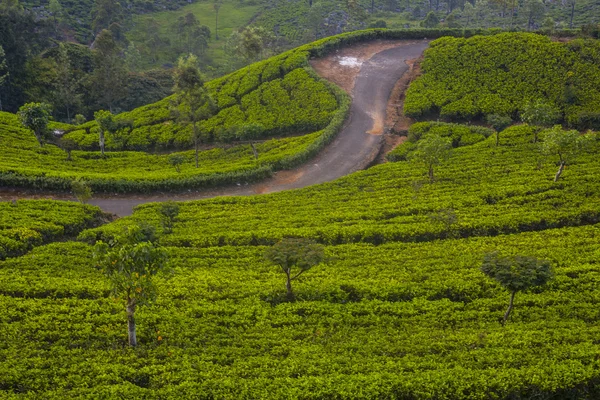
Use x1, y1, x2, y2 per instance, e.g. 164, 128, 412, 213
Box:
0, 0, 173, 121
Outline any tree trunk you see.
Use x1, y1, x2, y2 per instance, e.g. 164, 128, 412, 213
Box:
193, 122, 199, 168
285, 270, 295, 301
495, 131, 500, 147
554, 160, 565, 182
570, 2, 575, 28
428, 165, 434, 183
215, 10, 219, 40
371, 0, 375, 13
126, 301, 137, 346
502, 291, 516, 325
99, 131, 105, 156
251, 142, 258, 159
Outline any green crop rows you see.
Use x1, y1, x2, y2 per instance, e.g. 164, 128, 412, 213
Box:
2, 224, 600, 397
3, 29, 600, 398
83, 125, 600, 247
0, 200, 107, 260
404, 32, 600, 128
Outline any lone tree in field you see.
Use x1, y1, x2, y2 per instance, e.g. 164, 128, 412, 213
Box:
159, 201, 180, 234
94, 110, 116, 157
18, 102, 53, 147
520, 100, 561, 142
541, 126, 591, 182
410, 133, 452, 183
172, 54, 215, 168
486, 114, 512, 147
481, 253, 552, 325
93, 225, 168, 346
265, 238, 325, 301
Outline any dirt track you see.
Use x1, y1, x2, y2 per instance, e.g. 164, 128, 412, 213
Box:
1, 41, 429, 216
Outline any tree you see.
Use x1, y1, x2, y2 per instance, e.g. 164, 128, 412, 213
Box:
169, 153, 185, 172
481, 253, 552, 325
307, 2, 325, 40
213, 1, 222, 40
409, 133, 452, 182
91, 0, 123, 35
159, 201, 180, 234
174, 13, 210, 56
462, 1, 475, 27
541, 126, 591, 182
524, 0, 545, 30
93, 225, 168, 346
18, 102, 52, 146
566, 0, 575, 28
94, 109, 116, 156
48, 0, 62, 34
71, 178, 93, 203
520, 99, 561, 142
265, 238, 325, 301
0, 45, 8, 111
421, 11, 440, 27
91, 29, 127, 113
60, 135, 77, 160
171, 54, 215, 168
55, 43, 81, 122
486, 114, 512, 146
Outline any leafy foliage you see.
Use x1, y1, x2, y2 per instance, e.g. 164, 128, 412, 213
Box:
404, 33, 600, 129
0, 199, 107, 259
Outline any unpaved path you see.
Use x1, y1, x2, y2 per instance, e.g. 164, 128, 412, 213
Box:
0, 41, 429, 216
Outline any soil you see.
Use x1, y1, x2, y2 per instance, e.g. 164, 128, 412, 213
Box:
1, 40, 430, 216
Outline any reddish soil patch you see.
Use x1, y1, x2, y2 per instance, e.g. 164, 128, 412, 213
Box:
310, 39, 421, 95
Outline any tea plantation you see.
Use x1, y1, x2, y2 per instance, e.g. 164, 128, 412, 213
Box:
2, 31, 600, 398
404, 33, 600, 128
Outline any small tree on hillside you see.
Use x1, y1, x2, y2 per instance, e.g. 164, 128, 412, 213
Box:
172, 54, 215, 168
520, 100, 561, 142
265, 238, 325, 301
486, 114, 512, 147
481, 253, 553, 325
541, 125, 591, 182
18, 102, 53, 147
93, 225, 169, 346
94, 109, 116, 157
409, 133, 452, 183
159, 201, 180, 234
421, 12, 439, 28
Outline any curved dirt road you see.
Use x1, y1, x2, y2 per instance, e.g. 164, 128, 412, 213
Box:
1, 41, 429, 216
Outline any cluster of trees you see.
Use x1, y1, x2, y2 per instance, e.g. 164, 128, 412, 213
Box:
0, 0, 172, 120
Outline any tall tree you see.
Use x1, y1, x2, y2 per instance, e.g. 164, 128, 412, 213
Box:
18, 102, 52, 147
93, 225, 168, 347
213, 1, 222, 40
55, 43, 81, 121
0, 45, 8, 111
481, 253, 552, 325
48, 0, 62, 34
94, 109, 115, 156
524, 0, 545, 30
171, 54, 215, 168
91, 0, 123, 35
91, 29, 127, 113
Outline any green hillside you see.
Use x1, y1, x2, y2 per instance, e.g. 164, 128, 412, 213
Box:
2, 31, 600, 398
2, 125, 600, 397
404, 33, 600, 128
